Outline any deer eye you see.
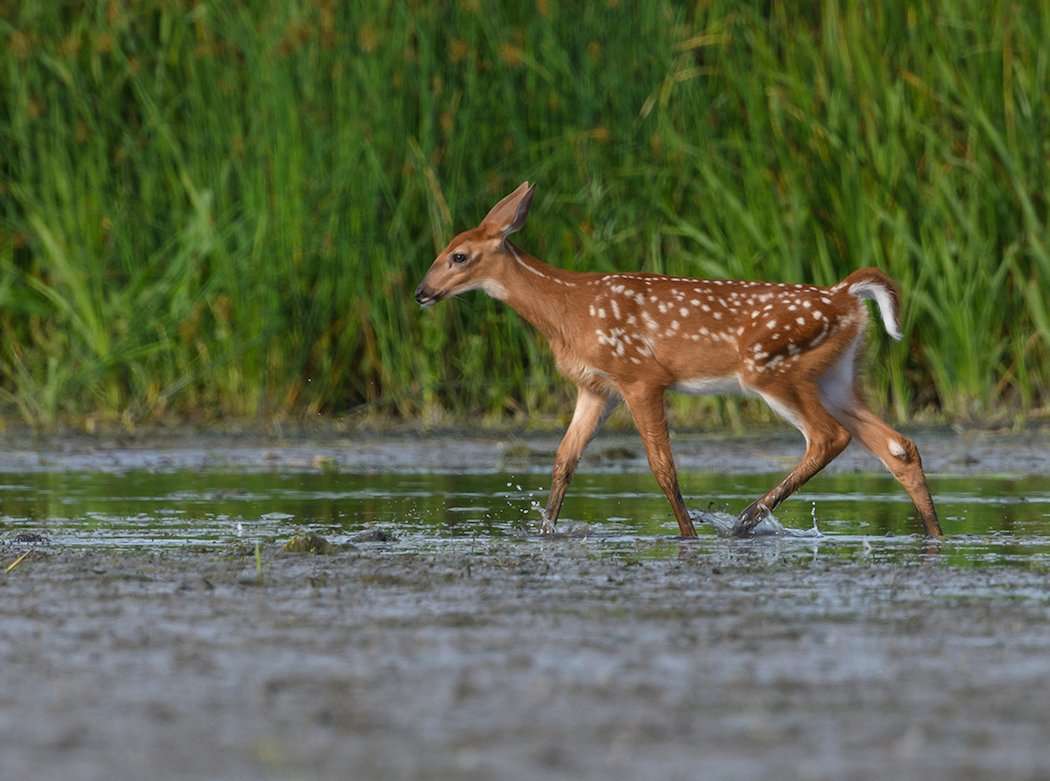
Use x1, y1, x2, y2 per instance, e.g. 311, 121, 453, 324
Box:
452, 252, 468, 264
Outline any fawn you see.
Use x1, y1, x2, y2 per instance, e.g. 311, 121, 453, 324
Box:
415, 182, 942, 538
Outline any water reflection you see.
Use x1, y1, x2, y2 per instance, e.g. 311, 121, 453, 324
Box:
0, 470, 1048, 567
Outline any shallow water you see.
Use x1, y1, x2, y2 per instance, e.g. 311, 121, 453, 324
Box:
4, 469, 1050, 568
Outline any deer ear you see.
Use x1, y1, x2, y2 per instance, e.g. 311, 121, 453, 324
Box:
482, 181, 535, 237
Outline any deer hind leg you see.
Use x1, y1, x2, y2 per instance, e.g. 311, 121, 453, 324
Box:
831, 396, 942, 537
815, 340, 943, 537
542, 386, 616, 534
735, 382, 851, 536
620, 383, 697, 538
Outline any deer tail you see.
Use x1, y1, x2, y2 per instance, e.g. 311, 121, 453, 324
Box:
838, 267, 902, 341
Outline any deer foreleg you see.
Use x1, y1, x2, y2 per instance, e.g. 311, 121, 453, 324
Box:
621, 384, 697, 538
542, 387, 615, 534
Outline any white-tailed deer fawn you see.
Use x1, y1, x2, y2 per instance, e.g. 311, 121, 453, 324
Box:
415, 182, 942, 538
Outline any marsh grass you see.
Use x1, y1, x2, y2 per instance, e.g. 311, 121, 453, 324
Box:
1, 1, 1048, 427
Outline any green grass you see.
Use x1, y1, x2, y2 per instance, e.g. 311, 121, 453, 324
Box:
1, 0, 1048, 427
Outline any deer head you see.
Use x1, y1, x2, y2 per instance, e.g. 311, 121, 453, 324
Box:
414, 181, 535, 307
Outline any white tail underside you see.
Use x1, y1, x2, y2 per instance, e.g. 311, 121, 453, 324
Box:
848, 281, 902, 341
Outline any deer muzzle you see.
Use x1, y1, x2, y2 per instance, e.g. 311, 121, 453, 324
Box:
414, 282, 443, 308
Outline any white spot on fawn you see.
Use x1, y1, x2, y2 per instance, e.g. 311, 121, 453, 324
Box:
888, 439, 906, 458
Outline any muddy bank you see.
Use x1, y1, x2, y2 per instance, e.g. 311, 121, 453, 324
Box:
2, 541, 1049, 780
0, 427, 1047, 476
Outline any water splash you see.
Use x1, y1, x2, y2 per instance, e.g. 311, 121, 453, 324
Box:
690, 508, 822, 538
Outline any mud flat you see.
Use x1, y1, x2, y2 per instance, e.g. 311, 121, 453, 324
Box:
1, 427, 1048, 476
2, 539, 1050, 780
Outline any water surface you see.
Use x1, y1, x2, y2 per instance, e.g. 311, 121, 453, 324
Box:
4, 470, 1050, 568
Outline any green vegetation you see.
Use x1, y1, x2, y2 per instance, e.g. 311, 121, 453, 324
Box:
2, 1, 1048, 428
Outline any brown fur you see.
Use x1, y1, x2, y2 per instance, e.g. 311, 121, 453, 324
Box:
415, 183, 942, 538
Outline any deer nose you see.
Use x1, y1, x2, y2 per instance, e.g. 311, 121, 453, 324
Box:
414, 283, 432, 305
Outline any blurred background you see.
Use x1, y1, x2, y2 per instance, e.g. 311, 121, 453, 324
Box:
2, 0, 1048, 429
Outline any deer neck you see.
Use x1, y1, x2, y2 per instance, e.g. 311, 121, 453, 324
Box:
485, 244, 582, 342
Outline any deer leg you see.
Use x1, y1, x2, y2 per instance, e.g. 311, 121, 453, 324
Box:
542, 386, 615, 534
735, 383, 851, 536
832, 397, 942, 537
621, 384, 697, 538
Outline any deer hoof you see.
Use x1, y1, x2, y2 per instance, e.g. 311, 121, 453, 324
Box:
733, 502, 769, 537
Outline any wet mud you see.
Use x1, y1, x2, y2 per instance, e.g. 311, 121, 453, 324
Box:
3, 541, 1050, 780
2, 427, 1048, 476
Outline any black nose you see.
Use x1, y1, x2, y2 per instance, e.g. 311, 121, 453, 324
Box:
414, 283, 430, 304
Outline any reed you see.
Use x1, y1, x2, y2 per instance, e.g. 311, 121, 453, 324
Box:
1, 1, 1047, 427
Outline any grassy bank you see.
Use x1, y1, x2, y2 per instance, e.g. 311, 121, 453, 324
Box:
2, 0, 1048, 428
